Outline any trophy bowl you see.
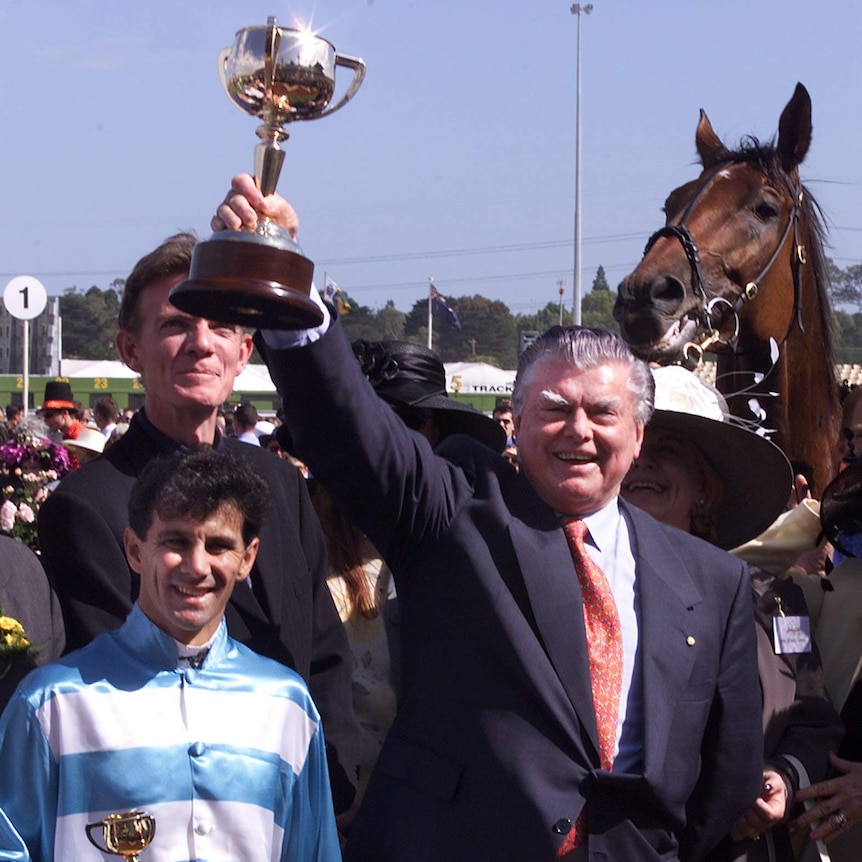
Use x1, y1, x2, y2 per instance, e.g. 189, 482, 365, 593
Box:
86, 810, 156, 860
170, 18, 366, 329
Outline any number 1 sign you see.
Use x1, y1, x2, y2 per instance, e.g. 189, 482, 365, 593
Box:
4, 276, 49, 419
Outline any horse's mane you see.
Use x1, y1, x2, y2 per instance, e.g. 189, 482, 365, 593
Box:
716, 136, 837, 397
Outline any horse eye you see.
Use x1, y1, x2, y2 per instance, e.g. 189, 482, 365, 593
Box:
754, 200, 779, 220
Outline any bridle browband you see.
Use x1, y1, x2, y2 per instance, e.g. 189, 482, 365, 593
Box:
641, 161, 807, 367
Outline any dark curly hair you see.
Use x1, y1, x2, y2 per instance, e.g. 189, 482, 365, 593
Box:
128, 448, 269, 545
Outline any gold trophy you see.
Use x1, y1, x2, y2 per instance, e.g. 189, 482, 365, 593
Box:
170, 17, 366, 328
85, 811, 156, 860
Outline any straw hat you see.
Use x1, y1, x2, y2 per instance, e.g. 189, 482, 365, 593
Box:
61, 427, 106, 457
646, 366, 792, 550
254, 420, 276, 438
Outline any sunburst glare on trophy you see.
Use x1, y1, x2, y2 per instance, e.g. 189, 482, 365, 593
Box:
170, 17, 365, 328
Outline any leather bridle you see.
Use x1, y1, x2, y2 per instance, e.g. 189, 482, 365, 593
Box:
640, 162, 807, 367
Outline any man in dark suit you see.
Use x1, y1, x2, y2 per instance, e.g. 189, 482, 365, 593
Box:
217, 176, 763, 861
0, 536, 65, 713
36, 232, 359, 813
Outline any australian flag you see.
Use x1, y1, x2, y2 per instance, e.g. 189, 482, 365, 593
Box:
430, 281, 461, 330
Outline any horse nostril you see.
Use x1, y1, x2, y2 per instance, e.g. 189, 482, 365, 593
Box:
649, 275, 685, 311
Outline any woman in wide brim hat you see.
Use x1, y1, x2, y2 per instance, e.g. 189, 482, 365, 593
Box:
351, 340, 506, 453
622, 366, 842, 862
623, 365, 792, 550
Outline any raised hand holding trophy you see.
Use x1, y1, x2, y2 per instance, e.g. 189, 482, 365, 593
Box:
86, 811, 156, 860
170, 17, 366, 328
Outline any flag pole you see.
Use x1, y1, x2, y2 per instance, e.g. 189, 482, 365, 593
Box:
427, 277, 434, 350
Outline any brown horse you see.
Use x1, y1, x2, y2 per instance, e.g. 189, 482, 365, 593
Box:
614, 83, 839, 496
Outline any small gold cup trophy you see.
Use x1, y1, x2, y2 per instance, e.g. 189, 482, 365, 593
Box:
85, 811, 156, 860
170, 17, 366, 329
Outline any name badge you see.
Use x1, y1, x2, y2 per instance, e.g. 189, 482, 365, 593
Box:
773, 615, 812, 654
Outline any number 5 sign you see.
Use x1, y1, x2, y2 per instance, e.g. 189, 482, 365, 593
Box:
4, 275, 48, 320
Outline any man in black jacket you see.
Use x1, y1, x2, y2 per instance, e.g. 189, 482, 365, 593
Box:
37, 232, 360, 813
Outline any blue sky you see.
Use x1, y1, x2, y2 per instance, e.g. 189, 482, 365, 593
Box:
2, 0, 861, 319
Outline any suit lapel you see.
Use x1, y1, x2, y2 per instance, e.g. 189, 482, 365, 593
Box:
507, 477, 600, 759
624, 503, 704, 778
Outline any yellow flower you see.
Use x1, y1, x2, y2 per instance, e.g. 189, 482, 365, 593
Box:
0, 616, 25, 635
0, 604, 41, 678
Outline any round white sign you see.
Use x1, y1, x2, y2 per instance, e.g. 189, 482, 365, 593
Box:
4, 275, 48, 321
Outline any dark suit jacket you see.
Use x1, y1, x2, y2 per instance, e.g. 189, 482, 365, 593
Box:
0, 536, 65, 713
260, 322, 763, 862
36, 415, 359, 811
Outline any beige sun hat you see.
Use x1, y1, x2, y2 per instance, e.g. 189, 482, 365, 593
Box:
648, 366, 793, 550
61, 427, 106, 456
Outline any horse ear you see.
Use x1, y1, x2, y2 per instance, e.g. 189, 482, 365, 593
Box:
695, 109, 727, 167
777, 82, 812, 171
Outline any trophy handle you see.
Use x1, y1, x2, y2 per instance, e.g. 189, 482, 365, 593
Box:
217, 48, 230, 92
318, 54, 367, 118
85, 822, 106, 852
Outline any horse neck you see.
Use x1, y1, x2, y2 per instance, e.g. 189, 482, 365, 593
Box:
716, 264, 839, 496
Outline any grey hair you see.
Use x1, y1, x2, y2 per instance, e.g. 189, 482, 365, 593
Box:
512, 326, 654, 424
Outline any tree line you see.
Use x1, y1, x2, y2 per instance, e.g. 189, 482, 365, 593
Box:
59, 262, 862, 368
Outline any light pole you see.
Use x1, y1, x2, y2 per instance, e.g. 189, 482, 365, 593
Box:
557, 277, 566, 325
571, 3, 592, 326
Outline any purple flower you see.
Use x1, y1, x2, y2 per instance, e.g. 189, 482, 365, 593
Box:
0, 443, 26, 469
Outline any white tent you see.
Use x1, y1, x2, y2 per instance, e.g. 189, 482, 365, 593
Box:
233, 364, 277, 393
61, 359, 139, 379
58, 358, 523, 398
444, 361, 516, 396
60, 359, 278, 393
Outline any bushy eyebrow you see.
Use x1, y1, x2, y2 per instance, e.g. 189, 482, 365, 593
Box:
537, 390, 623, 413
538, 390, 571, 407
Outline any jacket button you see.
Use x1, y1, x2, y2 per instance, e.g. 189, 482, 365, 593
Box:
552, 818, 573, 835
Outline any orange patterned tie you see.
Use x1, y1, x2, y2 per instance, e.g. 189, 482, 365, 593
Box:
557, 518, 624, 856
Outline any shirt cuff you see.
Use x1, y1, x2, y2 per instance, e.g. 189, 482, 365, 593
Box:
260, 284, 331, 350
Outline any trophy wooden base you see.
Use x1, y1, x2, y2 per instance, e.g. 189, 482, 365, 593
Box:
170, 232, 323, 330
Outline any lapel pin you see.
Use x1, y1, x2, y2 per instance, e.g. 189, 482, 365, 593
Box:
686, 635, 696, 646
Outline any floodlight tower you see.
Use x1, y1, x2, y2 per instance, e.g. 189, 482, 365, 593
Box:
570, 3, 593, 325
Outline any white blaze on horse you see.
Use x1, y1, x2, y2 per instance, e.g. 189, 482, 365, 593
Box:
615, 83, 839, 496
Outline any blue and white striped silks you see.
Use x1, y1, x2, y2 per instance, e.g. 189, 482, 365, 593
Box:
0, 604, 341, 862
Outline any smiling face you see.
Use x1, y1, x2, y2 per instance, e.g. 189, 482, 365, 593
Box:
115, 274, 253, 445
124, 504, 259, 646
513, 357, 644, 517
621, 426, 709, 532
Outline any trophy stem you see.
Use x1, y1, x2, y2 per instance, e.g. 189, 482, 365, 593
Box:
254, 124, 289, 197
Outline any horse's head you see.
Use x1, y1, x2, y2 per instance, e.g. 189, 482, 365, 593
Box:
615, 83, 812, 366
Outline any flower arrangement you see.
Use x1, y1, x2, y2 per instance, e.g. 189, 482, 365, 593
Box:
0, 606, 42, 679
0, 425, 71, 551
